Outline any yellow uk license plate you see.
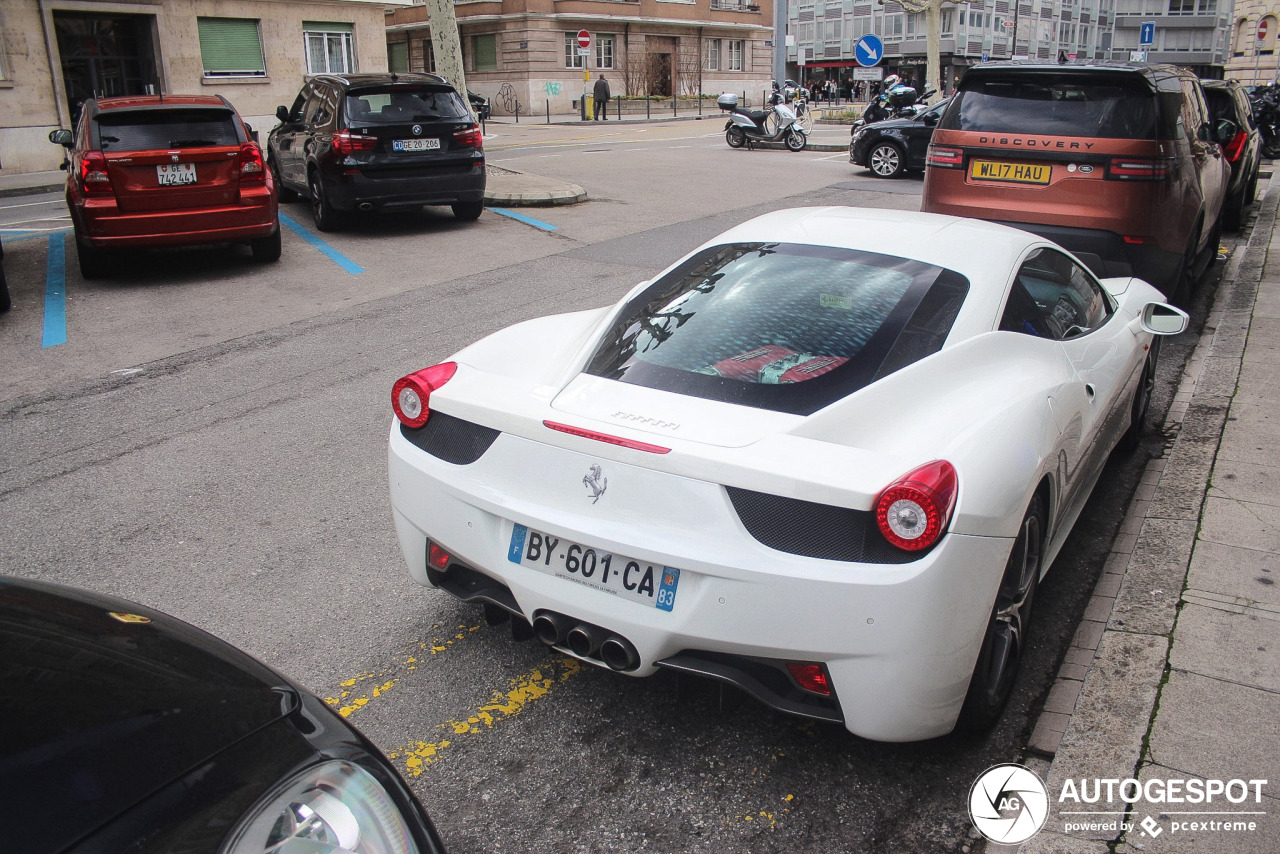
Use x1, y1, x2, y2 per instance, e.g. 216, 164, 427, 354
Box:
969, 160, 1051, 185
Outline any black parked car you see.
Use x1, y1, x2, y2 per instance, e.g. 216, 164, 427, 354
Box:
1202, 79, 1262, 231
468, 91, 491, 122
849, 98, 949, 178
269, 72, 486, 231
2, 576, 447, 854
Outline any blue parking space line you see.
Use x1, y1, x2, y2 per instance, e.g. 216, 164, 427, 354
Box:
43, 233, 67, 348
279, 212, 364, 274
490, 208, 558, 232
4, 228, 72, 242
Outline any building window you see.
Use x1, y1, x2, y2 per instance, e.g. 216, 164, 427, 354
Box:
197, 17, 266, 78
564, 32, 585, 68
728, 39, 744, 70
388, 41, 409, 72
472, 33, 497, 71
421, 38, 436, 73
706, 38, 722, 70
304, 22, 355, 74
596, 34, 615, 69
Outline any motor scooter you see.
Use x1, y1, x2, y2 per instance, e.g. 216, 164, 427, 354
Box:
719, 92, 807, 151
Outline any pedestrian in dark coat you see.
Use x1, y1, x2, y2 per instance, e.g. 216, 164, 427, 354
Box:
594, 74, 611, 120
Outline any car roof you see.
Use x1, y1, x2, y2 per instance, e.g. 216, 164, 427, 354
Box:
308, 71, 450, 88
90, 94, 235, 112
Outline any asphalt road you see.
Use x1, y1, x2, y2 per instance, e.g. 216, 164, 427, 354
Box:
0, 119, 1237, 853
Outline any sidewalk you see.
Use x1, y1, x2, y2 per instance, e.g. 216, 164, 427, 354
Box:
1013, 177, 1280, 852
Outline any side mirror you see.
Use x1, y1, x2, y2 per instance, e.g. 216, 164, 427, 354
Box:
276, 105, 291, 123
923, 111, 939, 127
1215, 118, 1239, 145
48, 128, 74, 147
1140, 302, 1189, 336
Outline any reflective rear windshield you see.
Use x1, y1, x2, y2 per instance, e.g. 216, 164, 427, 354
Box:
584, 243, 970, 415
345, 87, 469, 124
94, 109, 241, 152
942, 73, 1166, 139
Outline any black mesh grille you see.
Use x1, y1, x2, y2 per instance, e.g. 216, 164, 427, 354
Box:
726, 486, 924, 564
400, 412, 499, 465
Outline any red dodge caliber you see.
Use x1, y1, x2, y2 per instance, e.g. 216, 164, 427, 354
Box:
50, 94, 280, 279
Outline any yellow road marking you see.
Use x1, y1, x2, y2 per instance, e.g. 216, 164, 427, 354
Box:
386, 656, 582, 777
324, 622, 482, 717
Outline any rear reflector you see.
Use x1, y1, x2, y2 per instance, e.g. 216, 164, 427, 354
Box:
927, 145, 964, 169
543, 421, 671, 454
786, 663, 832, 696
428, 542, 451, 570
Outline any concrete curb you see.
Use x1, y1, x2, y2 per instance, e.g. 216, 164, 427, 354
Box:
1015, 176, 1280, 853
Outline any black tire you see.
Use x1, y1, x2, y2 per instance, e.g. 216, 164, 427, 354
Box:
785, 129, 806, 152
270, 157, 298, 202
451, 200, 484, 221
309, 171, 343, 232
250, 226, 282, 263
868, 141, 906, 178
0, 262, 10, 313
726, 127, 746, 149
1118, 344, 1159, 452
1223, 189, 1245, 232
1167, 228, 1199, 307
75, 235, 112, 279
1264, 138, 1280, 159
956, 494, 1046, 732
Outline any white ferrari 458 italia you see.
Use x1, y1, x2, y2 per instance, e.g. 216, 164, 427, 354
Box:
387, 207, 1188, 741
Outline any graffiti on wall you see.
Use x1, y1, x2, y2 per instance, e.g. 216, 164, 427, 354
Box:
543, 81, 563, 97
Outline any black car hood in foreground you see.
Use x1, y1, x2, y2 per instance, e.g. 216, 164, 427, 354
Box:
1, 577, 295, 852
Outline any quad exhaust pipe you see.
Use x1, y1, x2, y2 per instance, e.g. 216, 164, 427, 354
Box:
530, 611, 640, 672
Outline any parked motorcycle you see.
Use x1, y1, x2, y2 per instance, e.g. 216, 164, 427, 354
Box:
719, 91, 808, 151
857, 81, 936, 129
1249, 84, 1280, 159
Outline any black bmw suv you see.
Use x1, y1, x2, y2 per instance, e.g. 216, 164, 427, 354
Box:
269, 72, 485, 231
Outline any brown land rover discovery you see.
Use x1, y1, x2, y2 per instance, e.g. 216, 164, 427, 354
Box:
922, 62, 1231, 303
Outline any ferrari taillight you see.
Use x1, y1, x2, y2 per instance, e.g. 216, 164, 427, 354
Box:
392, 362, 457, 429
1223, 130, 1248, 163
453, 124, 483, 149
237, 142, 266, 184
333, 130, 377, 155
80, 151, 113, 195
874, 460, 958, 552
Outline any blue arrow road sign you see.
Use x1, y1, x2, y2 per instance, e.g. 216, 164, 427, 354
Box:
855, 35, 884, 67
1140, 21, 1155, 46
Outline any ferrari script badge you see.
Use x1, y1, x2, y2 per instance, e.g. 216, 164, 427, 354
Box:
583, 465, 608, 504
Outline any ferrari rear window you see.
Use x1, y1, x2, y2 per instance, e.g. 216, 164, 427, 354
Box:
94, 109, 241, 152
584, 242, 969, 415
345, 87, 469, 124
942, 73, 1168, 140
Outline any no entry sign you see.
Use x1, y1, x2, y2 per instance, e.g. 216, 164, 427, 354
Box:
577, 30, 591, 49
1261, 20, 1270, 41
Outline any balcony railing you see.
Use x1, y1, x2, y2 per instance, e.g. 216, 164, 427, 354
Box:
710, 0, 761, 11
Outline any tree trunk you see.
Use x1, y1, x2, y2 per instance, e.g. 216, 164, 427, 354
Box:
425, 0, 474, 121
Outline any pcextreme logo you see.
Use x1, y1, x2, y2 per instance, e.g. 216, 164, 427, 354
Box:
968, 765, 1269, 844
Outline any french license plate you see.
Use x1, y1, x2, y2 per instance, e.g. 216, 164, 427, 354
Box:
969, 159, 1051, 185
156, 163, 196, 186
508, 524, 680, 612
393, 138, 440, 151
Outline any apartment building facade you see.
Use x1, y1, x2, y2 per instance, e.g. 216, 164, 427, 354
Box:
384, 0, 776, 116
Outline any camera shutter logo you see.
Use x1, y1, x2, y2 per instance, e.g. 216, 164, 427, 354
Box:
969, 763, 1049, 844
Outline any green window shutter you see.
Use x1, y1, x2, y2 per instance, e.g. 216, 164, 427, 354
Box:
303, 21, 354, 34
197, 18, 266, 76
474, 34, 497, 71
389, 42, 409, 72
